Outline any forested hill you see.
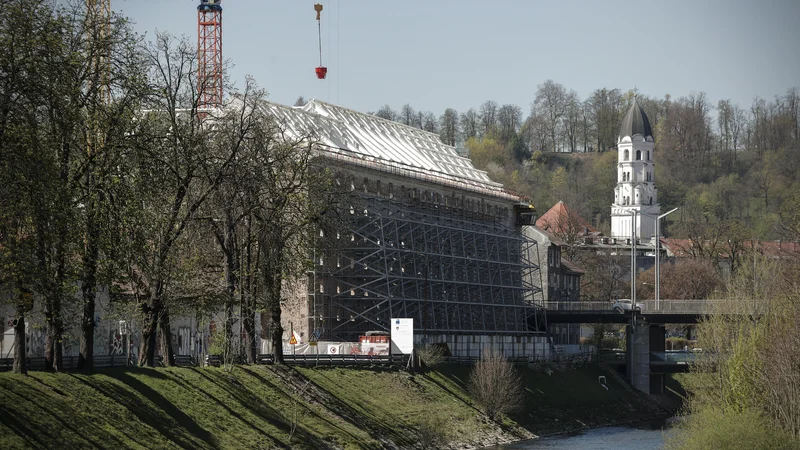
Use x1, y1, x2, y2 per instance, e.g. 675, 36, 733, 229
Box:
362, 82, 800, 240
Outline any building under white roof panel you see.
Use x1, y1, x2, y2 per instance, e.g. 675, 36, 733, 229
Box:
252, 99, 516, 201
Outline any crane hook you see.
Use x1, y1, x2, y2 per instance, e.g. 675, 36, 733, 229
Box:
314, 3, 323, 21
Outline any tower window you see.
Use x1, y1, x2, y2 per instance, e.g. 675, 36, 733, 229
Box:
624, 150, 629, 161
647, 151, 651, 160
636, 150, 642, 160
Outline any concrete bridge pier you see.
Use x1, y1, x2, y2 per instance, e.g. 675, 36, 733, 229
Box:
626, 322, 666, 394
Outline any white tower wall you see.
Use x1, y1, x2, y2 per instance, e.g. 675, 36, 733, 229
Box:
611, 112, 660, 240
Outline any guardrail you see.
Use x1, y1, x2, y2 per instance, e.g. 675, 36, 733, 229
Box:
542, 299, 719, 315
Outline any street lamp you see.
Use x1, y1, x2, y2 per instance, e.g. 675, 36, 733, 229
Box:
630, 208, 678, 312
654, 208, 678, 311
630, 210, 637, 309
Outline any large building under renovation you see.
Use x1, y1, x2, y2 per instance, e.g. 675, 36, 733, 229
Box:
260, 100, 545, 355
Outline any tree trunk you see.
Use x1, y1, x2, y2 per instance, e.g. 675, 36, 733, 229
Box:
44, 293, 63, 372
159, 307, 175, 367
268, 270, 284, 364
13, 307, 27, 375
243, 308, 256, 364
270, 301, 284, 364
243, 219, 257, 364
223, 212, 239, 363
78, 197, 100, 370
138, 297, 159, 367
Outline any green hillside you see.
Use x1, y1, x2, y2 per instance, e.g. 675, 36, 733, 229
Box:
0, 365, 675, 449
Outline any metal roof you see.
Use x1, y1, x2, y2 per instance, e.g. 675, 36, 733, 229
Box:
619, 101, 653, 139
255, 99, 517, 201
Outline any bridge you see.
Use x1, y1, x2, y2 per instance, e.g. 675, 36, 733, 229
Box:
541, 299, 716, 324
533, 299, 720, 395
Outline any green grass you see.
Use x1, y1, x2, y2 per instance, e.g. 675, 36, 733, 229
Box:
0, 364, 676, 449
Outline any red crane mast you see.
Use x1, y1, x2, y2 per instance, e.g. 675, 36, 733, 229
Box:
197, 0, 223, 109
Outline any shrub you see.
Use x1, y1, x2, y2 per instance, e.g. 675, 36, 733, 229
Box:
664, 407, 798, 450
417, 415, 451, 449
416, 343, 448, 368
468, 348, 523, 420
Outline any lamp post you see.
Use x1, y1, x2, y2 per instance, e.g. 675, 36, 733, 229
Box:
630, 210, 637, 309
654, 208, 678, 311
630, 208, 678, 312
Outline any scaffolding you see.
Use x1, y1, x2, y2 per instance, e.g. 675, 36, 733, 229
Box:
309, 195, 544, 342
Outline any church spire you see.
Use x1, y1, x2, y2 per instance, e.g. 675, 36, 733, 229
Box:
611, 95, 660, 240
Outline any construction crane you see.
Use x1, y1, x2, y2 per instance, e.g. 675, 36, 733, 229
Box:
197, 0, 223, 109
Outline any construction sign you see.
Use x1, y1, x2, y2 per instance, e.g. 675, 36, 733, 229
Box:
289, 335, 298, 345
309, 335, 318, 346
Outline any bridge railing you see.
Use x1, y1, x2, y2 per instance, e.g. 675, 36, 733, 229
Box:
541, 299, 720, 315
640, 300, 716, 314
541, 301, 613, 312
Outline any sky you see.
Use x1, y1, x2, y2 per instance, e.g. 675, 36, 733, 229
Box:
114, 0, 800, 116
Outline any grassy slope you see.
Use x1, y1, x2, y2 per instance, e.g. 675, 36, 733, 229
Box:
0, 364, 674, 449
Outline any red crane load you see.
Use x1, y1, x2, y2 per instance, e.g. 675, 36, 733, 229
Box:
314, 3, 327, 79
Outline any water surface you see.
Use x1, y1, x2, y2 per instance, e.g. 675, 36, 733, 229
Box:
489, 418, 677, 449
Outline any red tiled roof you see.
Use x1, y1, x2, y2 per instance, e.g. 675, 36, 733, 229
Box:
660, 238, 695, 258
535, 201, 598, 236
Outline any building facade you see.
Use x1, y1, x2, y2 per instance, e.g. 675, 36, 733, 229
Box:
524, 225, 584, 345
259, 100, 548, 358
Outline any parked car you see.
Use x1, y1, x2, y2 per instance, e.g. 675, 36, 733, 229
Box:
611, 299, 645, 313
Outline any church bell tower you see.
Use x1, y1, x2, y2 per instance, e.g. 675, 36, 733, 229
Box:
611, 100, 660, 240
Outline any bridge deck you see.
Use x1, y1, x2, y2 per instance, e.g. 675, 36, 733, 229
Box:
538, 300, 714, 324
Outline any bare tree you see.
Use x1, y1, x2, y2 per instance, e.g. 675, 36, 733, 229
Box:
438, 108, 459, 146
497, 104, 522, 145
478, 100, 499, 137
460, 108, 479, 140
421, 111, 437, 133
468, 348, 523, 420
585, 88, 624, 152
373, 104, 396, 121
534, 80, 568, 152
563, 91, 582, 152
400, 104, 415, 126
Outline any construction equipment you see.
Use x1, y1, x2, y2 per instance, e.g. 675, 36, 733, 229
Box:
197, 0, 223, 109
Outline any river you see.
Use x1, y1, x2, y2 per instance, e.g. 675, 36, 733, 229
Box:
487, 418, 679, 449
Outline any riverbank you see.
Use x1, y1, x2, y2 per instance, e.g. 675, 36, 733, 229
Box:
0, 364, 682, 449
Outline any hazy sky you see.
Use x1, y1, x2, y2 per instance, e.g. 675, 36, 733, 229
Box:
115, 0, 799, 115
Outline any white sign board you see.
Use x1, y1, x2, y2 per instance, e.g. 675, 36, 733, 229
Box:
390, 318, 414, 354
